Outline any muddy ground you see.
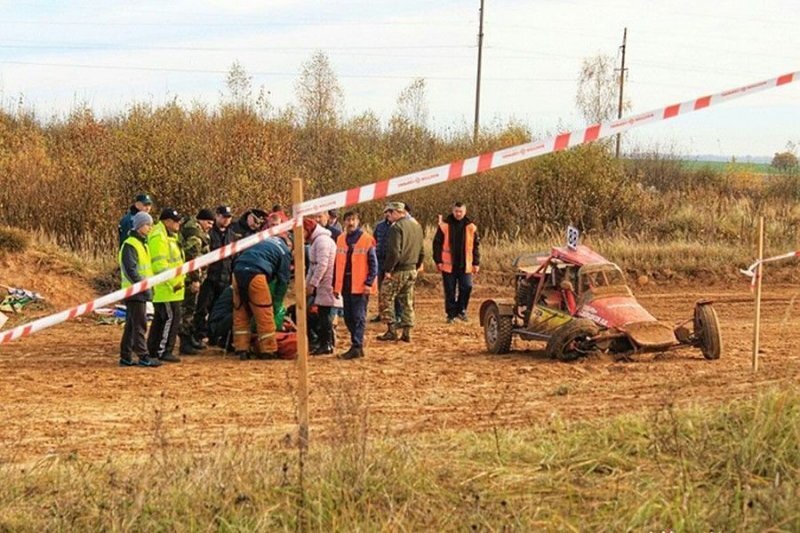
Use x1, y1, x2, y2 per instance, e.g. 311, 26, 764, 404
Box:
2, 281, 800, 464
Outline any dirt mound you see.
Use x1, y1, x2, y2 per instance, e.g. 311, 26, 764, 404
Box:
0, 248, 98, 313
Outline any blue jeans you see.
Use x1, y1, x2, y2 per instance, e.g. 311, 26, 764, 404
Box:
442, 271, 473, 319
343, 293, 369, 348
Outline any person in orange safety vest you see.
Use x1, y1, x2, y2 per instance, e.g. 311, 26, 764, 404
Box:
432, 201, 481, 323
333, 211, 378, 360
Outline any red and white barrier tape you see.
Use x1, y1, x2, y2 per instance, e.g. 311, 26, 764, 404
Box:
740, 251, 800, 287
294, 71, 799, 217
2, 70, 798, 345
0, 220, 295, 344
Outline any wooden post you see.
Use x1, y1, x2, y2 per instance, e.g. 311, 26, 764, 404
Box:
292, 178, 310, 449
752, 216, 764, 372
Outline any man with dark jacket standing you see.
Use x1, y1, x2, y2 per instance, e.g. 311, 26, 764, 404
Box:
377, 202, 425, 343
119, 211, 161, 367
433, 201, 481, 323
179, 208, 214, 354
230, 208, 268, 240
334, 211, 378, 360
193, 205, 234, 342
118, 193, 153, 246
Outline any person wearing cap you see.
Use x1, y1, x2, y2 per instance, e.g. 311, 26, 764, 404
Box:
193, 205, 235, 342
145, 208, 185, 363
304, 218, 343, 355
377, 201, 425, 343
327, 209, 343, 238
231, 208, 268, 241
118, 193, 153, 246
178, 208, 214, 355
433, 201, 481, 324
119, 211, 161, 367
231, 233, 292, 360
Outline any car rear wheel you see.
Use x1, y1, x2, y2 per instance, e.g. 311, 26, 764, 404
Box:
695, 304, 722, 360
546, 319, 599, 361
484, 304, 513, 354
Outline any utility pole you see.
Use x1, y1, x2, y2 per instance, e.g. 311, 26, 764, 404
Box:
473, 0, 485, 144
615, 27, 628, 158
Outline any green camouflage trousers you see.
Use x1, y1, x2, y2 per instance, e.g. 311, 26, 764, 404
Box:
379, 270, 417, 328
179, 289, 198, 338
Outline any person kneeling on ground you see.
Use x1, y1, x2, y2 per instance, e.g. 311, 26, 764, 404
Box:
231, 234, 292, 360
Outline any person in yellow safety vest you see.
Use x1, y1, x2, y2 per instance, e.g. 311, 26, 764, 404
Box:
146, 208, 186, 363
333, 211, 378, 360
432, 201, 481, 324
119, 211, 161, 367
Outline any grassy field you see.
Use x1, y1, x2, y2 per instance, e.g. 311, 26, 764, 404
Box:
680, 159, 780, 176
1, 389, 797, 531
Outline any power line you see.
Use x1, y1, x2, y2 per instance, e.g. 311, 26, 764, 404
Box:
0, 59, 577, 82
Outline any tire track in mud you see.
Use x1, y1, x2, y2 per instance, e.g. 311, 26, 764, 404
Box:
1, 284, 800, 462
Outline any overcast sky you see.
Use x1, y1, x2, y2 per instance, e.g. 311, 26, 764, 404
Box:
1, 0, 798, 158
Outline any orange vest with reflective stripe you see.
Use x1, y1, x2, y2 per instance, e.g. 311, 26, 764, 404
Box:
439, 221, 477, 273
334, 232, 377, 295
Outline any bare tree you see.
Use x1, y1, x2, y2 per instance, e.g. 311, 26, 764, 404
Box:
392, 78, 429, 129
223, 60, 253, 108
295, 51, 343, 130
576, 54, 630, 124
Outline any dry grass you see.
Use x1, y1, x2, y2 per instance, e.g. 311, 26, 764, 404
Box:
0, 388, 798, 530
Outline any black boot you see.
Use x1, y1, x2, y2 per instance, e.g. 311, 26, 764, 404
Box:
377, 324, 398, 341
237, 351, 250, 361
340, 347, 364, 360
400, 328, 411, 343
180, 336, 199, 355
191, 335, 207, 349
311, 344, 334, 356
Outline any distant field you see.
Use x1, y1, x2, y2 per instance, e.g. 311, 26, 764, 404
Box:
680, 159, 780, 175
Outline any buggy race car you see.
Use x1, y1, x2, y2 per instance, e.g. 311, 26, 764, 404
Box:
478, 238, 722, 361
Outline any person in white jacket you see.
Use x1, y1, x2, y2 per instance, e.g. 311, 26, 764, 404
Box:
303, 218, 343, 355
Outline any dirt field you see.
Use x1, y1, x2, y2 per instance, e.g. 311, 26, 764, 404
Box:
2, 280, 800, 464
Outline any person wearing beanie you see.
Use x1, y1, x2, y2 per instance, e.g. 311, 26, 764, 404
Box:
178, 208, 214, 355
117, 193, 153, 247
145, 208, 185, 363
119, 211, 161, 367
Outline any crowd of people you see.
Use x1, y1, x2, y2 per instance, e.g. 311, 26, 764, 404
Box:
116, 193, 480, 367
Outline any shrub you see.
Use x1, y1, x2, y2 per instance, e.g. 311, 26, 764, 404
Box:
0, 226, 30, 253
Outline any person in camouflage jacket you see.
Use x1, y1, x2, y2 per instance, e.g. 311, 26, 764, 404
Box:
179, 209, 214, 354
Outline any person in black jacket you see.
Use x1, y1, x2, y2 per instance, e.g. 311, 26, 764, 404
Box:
193, 205, 235, 340
230, 208, 268, 240
432, 201, 481, 323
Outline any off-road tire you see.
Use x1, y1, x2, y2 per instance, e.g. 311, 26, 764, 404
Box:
546, 319, 599, 361
484, 304, 513, 354
695, 304, 722, 360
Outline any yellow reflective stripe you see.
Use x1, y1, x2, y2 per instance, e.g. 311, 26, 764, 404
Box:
258, 332, 276, 340
233, 330, 250, 336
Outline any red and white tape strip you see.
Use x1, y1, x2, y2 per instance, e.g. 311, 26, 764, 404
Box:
740, 250, 800, 287
294, 71, 799, 217
0, 220, 295, 344
2, 70, 798, 345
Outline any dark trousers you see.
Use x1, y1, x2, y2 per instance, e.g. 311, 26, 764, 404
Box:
443, 271, 473, 319
193, 278, 227, 337
343, 293, 369, 348
120, 300, 148, 359
147, 301, 182, 358
312, 305, 333, 348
